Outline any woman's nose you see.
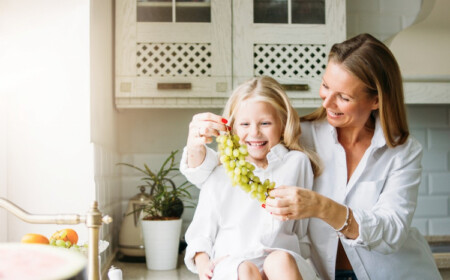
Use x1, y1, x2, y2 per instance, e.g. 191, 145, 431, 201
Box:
322, 92, 334, 108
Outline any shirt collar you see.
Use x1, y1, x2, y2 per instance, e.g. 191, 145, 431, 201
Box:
252, 143, 288, 171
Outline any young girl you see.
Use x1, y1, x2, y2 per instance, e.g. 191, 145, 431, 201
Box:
183, 76, 320, 280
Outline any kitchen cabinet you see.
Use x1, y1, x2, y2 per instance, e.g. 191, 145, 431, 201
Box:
115, 0, 345, 108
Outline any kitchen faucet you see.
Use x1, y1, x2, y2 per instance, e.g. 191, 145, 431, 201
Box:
0, 197, 112, 280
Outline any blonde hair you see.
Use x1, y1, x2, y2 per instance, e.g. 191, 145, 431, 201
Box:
223, 76, 321, 176
302, 33, 409, 147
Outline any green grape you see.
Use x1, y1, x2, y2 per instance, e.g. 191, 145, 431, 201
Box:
55, 239, 66, 247
217, 132, 276, 203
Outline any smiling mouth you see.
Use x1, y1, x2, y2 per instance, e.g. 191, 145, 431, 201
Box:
246, 141, 267, 147
328, 110, 344, 116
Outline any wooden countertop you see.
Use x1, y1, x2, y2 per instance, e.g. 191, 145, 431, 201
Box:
426, 236, 450, 269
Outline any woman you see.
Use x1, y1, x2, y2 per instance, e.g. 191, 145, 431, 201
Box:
180, 34, 441, 279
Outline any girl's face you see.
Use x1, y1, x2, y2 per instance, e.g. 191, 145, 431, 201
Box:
319, 61, 379, 130
233, 99, 283, 168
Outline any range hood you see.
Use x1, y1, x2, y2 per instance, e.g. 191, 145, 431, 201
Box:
386, 0, 450, 103
386, 0, 450, 81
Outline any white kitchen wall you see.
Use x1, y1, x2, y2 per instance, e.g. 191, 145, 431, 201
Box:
0, 0, 121, 272
90, 0, 121, 269
0, 0, 94, 240
409, 106, 450, 235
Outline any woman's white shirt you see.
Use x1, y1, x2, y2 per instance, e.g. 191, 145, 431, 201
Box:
300, 118, 440, 280
183, 144, 318, 279
180, 117, 441, 280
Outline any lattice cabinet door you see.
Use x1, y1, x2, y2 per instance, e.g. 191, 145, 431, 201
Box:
116, 0, 232, 108
233, 0, 346, 107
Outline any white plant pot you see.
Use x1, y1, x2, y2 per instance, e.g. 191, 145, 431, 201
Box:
141, 218, 182, 270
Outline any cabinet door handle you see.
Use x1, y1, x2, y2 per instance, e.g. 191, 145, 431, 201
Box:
157, 83, 192, 90
282, 84, 309, 91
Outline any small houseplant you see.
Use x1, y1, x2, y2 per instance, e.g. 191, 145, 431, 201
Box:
118, 150, 194, 270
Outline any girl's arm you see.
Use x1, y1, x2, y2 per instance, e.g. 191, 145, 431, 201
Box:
180, 113, 226, 187
186, 112, 228, 168
184, 181, 219, 273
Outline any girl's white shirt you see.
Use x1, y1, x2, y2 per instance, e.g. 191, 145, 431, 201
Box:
180, 117, 441, 280
183, 144, 318, 279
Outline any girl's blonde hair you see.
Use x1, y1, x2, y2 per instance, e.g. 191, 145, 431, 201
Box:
302, 33, 409, 147
223, 76, 321, 177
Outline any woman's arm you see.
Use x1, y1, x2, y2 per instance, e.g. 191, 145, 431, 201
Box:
267, 186, 359, 239
267, 138, 423, 252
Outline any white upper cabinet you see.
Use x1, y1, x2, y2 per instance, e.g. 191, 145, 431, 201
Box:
115, 0, 345, 108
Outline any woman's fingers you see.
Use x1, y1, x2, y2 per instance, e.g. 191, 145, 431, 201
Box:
265, 185, 312, 220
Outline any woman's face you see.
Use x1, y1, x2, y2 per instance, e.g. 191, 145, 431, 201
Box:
319, 61, 379, 130
233, 99, 283, 168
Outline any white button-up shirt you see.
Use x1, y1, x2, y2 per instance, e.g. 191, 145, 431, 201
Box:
183, 144, 318, 280
181, 116, 441, 280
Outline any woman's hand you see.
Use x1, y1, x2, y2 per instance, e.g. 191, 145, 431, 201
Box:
187, 112, 228, 168
265, 185, 321, 221
266, 186, 358, 238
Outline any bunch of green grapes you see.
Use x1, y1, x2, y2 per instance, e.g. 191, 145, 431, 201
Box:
49, 238, 87, 253
216, 133, 275, 203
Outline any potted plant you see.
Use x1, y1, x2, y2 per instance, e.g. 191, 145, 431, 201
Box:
118, 150, 194, 270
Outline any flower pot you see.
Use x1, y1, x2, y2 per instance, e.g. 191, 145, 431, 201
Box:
141, 218, 182, 270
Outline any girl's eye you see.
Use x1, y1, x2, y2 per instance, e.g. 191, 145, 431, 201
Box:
322, 82, 329, 89
240, 122, 249, 126
261, 122, 271, 126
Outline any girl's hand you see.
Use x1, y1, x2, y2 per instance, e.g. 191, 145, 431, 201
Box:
187, 113, 229, 168
196, 254, 229, 280
265, 185, 320, 221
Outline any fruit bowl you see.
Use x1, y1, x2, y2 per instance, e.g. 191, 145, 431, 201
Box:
0, 243, 87, 280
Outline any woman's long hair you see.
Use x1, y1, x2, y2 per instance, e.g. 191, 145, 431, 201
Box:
223, 76, 321, 176
302, 33, 409, 147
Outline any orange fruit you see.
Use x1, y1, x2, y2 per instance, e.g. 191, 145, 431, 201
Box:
21, 233, 50, 244
51, 228, 78, 245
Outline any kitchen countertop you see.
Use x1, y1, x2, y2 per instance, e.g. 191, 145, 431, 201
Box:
108, 254, 197, 280
426, 235, 450, 270
107, 236, 450, 279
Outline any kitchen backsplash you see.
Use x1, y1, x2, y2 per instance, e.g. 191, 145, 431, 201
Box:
409, 106, 450, 235
115, 105, 450, 238
94, 144, 122, 268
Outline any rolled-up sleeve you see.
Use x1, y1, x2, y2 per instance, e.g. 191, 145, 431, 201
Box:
180, 146, 220, 187
343, 140, 422, 254
184, 182, 219, 273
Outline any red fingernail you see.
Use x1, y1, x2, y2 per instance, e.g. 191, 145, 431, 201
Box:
261, 204, 266, 208
221, 118, 228, 124
226, 125, 231, 131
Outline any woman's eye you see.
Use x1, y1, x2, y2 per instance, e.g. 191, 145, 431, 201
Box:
339, 94, 350, 102
240, 122, 249, 126
322, 83, 329, 89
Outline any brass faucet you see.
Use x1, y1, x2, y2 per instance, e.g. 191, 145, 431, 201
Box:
0, 197, 112, 280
